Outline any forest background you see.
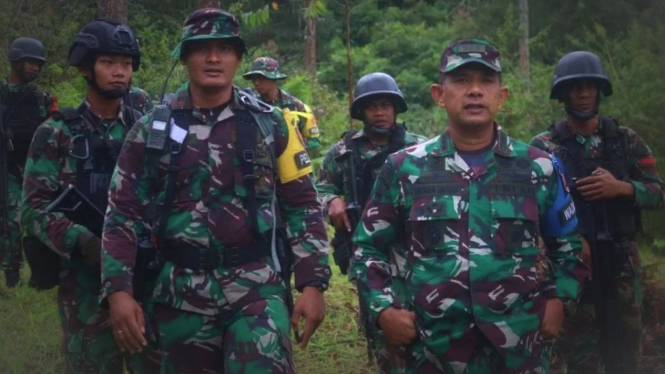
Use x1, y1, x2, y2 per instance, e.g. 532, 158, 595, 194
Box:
1, 0, 665, 373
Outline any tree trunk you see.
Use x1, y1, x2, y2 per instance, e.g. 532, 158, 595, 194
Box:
303, 1, 317, 79
97, 0, 127, 24
344, 0, 354, 129
199, 0, 221, 8
518, 0, 530, 84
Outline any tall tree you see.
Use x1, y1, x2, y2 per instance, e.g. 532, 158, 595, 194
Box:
97, 0, 127, 23
302, 0, 327, 78
344, 0, 353, 128
518, 0, 530, 83
199, 0, 221, 8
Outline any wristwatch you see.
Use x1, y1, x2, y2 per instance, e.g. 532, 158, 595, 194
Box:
302, 280, 329, 293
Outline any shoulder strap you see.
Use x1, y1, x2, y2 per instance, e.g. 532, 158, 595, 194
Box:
156, 109, 190, 246
234, 109, 262, 240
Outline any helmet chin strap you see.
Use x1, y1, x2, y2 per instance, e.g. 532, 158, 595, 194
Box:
84, 61, 128, 100
363, 115, 397, 136
564, 99, 600, 121
14, 63, 37, 84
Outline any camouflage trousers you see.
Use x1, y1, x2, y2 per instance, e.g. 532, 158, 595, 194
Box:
58, 261, 126, 374
356, 250, 407, 374
408, 327, 550, 374
550, 274, 644, 374
0, 176, 23, 272
128, 293, 294, 374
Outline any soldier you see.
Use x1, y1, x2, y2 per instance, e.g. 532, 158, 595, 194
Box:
242, 57, 322, 154
529, 51, 665, 374
352, 39, 589, 373
101, 9, 330, 374
124, 86, 154, 115
316, 72, 426, 373
0, 37, 56, 288
21, 19, 142, 373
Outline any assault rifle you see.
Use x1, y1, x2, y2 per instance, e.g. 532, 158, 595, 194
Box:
331, 150, 362, 275
47, 184, 105, 236
585, 199, 627, 374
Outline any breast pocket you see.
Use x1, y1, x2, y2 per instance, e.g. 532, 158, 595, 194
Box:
234, 145, 275, 200
490, 195, 540, 257
408, 196, 462, 254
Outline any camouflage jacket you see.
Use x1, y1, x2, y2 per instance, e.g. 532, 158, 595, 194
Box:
101, 84, 331, 315
1, 78, 57, 177
22, 100, 132, 260
529, 118, 664, 211
254, 88, 322, 152
125, 86, 154, 116
316, 127, 427, 212
352, 125, 587, 366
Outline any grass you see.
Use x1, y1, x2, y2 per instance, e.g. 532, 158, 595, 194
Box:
0, 265, 375, 374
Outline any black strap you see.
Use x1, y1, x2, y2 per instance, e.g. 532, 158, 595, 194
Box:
162, 240, 271, 271
156, 109, 190, 248
234, 109, 261, 239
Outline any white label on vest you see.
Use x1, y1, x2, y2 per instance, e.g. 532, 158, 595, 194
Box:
169, 118, 187, 144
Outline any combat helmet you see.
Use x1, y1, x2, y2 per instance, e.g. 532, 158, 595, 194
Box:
68, 19, 141, 71
350, 72, 407, 121
7, 37, 46, 63
550, 51, 612, 101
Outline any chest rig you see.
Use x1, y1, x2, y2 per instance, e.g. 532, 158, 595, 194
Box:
146, 91, 279, 270
342, 125, 407, 208
0, 85, 44, 176
551, 117, 640, 239
55, 104, 136, 223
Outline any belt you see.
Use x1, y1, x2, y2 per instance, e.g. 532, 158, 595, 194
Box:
162, 241, 271, 271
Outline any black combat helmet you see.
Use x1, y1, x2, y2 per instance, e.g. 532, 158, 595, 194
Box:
351, 72, 407, 121
68, 19, 141, 71
550, 51, 612, 101
7, 37, 47, 63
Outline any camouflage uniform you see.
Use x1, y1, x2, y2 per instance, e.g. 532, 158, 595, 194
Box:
352, 124, 588, 373
102, 10, 331, 374
125, 86, 154, 115
243, 57, 322, 153
0, 78, 55, 282
317, 127, 427, 373
21, 100, 134, 373
530, 121, 665, 374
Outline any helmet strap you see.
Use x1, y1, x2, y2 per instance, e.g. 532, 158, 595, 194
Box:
83, 56, 128, 100
564, 96, 601, 121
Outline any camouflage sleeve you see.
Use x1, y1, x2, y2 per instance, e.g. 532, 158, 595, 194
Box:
143, 91, 154, 113
21, 122, 89, 258
101, 117, 152, 299
352, 155, 400, 323
538, 154, 587, 301
273, 113, 331, 289
314, 143, 345, 214
527, 133, 551, 153
625, 128, 664, 210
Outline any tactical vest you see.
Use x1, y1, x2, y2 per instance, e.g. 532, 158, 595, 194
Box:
343, 125, 407, 208
54, 105, 137, 234
145, 91, 279, 270
0, 85, 44, 176
551, 117, 640, 239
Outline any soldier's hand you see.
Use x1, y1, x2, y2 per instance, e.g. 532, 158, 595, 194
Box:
539, 298, 565, 340
328, 197, 351, 232
292, 287, 326, 349
378, 307, 417, 347
108, 291, 147, 354
575, 167, 634, 201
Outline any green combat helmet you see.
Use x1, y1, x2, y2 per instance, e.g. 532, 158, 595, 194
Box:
242, 57, 288, 81
171, 8, 247, 58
